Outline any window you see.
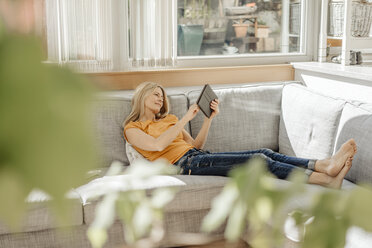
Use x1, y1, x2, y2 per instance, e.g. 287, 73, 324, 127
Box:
178, 0, 297, 56
43, 0, 316, 72
176, 0, 316, 68
45, 0, 128, 72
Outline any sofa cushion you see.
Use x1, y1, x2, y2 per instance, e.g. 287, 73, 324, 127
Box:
92, 92, 189, 167
126, 142, 145, 164
334, 103, 372, 184
0, 189, 83, 235
168, 94, 191, 133
92, 97, 132, 167
78, 174, 356, 226
187, 83, 286, 153
279, 84, 345, 159
76, 175, 229, 224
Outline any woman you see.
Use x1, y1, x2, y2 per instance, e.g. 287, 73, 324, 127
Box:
124, 82, 357, 189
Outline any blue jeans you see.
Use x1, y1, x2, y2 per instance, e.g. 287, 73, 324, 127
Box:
174, 148, 315, 179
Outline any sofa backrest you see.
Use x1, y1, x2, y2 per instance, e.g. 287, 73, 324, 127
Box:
188, 82, 295, 153
92, 82, 300, 167
91, 91, 189, 167
92, 82, 372, 184
91, 96, 131, 167
334, 102, 372, 184
280, 84, 372, 184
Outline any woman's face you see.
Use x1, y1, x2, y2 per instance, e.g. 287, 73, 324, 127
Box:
144, 87, 164, 114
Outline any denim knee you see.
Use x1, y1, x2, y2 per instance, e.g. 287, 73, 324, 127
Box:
259, 148, 274, 155
185, 155, 213, 168
252, 153, 271, 162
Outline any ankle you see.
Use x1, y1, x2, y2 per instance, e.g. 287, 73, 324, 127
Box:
314, 159, 328, 173
308, 172, 333, 187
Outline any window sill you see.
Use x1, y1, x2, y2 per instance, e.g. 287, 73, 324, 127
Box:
291, 62, 372, 82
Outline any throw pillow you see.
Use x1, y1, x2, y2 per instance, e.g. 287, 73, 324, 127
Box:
126, 142, 146, 164
279, 84, 345, 159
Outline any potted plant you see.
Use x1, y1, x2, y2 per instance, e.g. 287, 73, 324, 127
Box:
232, 19, 250, 38
256, 20, 270, 38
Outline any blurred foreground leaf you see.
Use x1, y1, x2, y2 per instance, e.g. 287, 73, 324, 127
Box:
0, 34, 98, 227
202, 158, 306, 248
88, 160, 178, 248
207, 158, 372, 248
301, 185, 372, 248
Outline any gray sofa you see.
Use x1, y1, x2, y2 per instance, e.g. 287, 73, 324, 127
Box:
1, 81, 372, 248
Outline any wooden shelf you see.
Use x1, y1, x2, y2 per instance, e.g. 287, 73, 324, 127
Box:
327, 36, 372, 48
225, 15, 256, 20
204, 28, 226, 33
202, 39, 225, 44
327, 38, 343, 47
227, 37, 259, 43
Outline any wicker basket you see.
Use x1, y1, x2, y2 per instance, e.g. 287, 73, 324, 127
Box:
328, 0, 372, 37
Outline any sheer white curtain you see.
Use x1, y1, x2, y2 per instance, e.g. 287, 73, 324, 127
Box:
45, 0, 128, 72
129, 0, 177, 69
44, 0, 177, 72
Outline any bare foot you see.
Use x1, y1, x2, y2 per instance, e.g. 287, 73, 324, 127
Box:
327, 158, 352, 189
315, 139, 356, 177
309, 158, 352, 189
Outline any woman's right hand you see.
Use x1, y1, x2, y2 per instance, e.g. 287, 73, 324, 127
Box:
184, 104, 200, 122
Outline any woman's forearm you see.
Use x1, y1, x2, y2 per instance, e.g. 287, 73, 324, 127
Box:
154, 104, 199, 151
154, 116, 189, 151
193, 117, 212, 149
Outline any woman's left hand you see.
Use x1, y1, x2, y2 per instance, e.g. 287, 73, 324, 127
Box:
209, 99, 220, 119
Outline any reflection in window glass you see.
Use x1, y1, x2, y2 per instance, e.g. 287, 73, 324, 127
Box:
177, 0, 302, 57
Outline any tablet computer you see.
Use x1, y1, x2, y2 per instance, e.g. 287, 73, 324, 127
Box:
196, 84, 218, 118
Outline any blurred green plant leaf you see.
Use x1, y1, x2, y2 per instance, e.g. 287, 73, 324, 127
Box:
298, 185, 372, 248
225, 199, 247, 241
125, 159, 179, 178
347, 185, 372, 232
117, 192, 140, 244
0, 20, 5, 39
87, 192, 118, 248
202, 183, 239, 232
0, 33, 98, 227
289, 210, 308, 227
105, 161, 125, 176
151, 187, 178, 209
255, 196, 272, 222
0, 169, 27, 230
88, 161, 178, 248
86, 228, 108, 248
133, 200, 153, 238
202, 157, 307, 247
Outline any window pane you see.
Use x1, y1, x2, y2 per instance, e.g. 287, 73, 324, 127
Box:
177, 0, 303, 57
44, 0, 116, 72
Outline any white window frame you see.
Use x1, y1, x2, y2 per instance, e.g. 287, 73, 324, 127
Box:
175, 0, 320, 68
44, 0, 320, 72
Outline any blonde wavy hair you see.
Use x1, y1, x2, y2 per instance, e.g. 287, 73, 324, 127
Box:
123, 82, 169, 127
